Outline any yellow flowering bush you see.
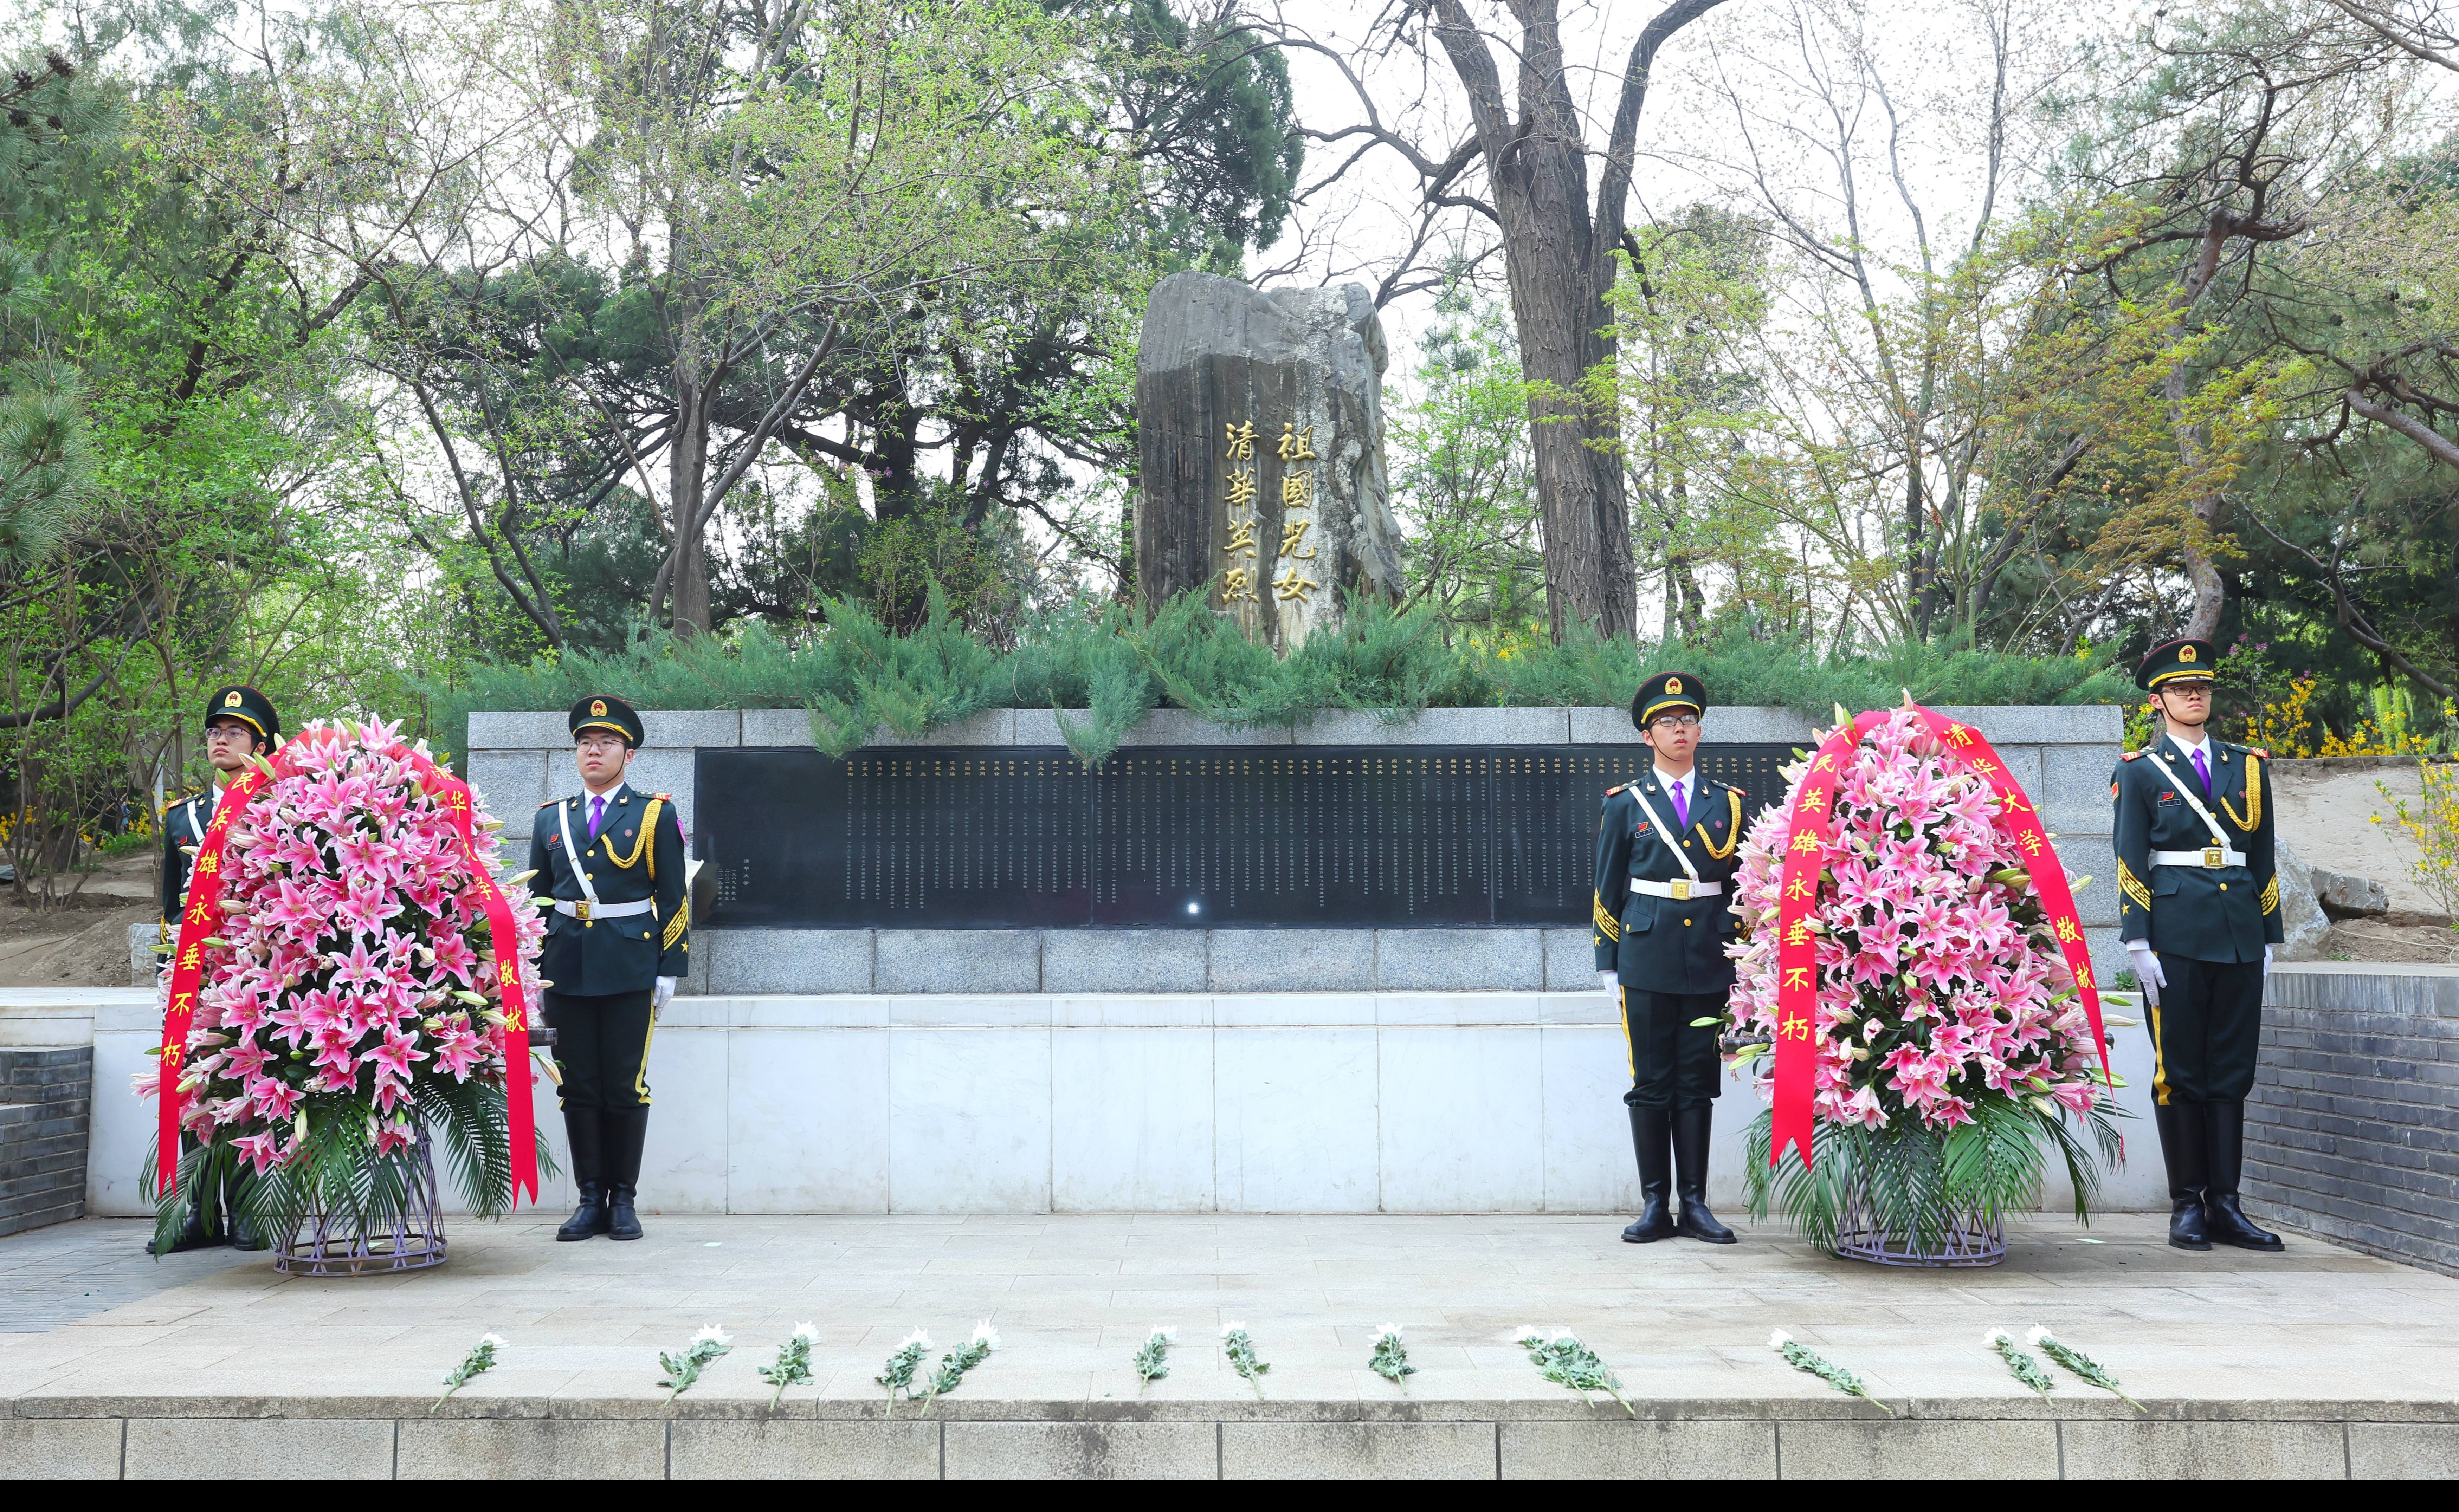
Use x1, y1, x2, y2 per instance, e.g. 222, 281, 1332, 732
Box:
2381, 763, 2459, 928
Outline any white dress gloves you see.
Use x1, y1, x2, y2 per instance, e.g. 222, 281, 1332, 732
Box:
653, 976, 677, 1011
1599, 970, 1620, 995
2125, 941, 2164, 1007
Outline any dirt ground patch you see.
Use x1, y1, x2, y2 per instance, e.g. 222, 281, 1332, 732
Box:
0, 904, 154, 988
2272, 763, 2437, 914
0, 851, 159, 988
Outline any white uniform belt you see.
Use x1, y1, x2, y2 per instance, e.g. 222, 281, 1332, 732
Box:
554, 897, 654, 921
2152, 847, 2247, 869
1631, 877, 1722, 900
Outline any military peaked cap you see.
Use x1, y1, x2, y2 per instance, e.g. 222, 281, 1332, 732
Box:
2136, 637, 2219, 692
570, 694, 645, 747
204, 684, 280, 742
1632, 671, 1708, 729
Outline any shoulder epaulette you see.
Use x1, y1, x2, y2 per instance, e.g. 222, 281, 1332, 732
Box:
1605, 783, 1630, 797
2121, 750, 2143, 761
2244, 747, 2268, 759
538, 798, 561, 809
653, 792, 673, 800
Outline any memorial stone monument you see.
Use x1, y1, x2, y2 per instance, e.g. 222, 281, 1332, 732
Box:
1135, 271, 1406, 646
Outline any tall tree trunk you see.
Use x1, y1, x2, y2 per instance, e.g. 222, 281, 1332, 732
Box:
1419, 0, 1721, 643
668, 366, 712, 636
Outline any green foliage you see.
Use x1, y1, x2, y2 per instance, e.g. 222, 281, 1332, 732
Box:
802, 585, 1003, 756
1741, 1098, 2124, 1257
426, 588, 2130, 768
1389, 270, 1543, 636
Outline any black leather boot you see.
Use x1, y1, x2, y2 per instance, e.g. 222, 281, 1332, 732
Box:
1621, 1104, 1676, 1242
2203, 1100, 2284, 1252
147, 1195, 224, 1255
603, 1105, 648, 1241
2154, 1103, 2210, 1251
556, 1108, 610, 1242
1672, 1104, 1737, 1244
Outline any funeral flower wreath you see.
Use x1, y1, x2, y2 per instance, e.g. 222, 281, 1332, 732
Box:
1720, 706, 2124, 1251
138, 717, 553, 1252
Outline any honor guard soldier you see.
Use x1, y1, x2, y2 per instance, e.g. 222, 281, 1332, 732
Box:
1594, 672, 1744, 1245
151, 683, 282, 1254
528, 695, 689, 1242
2114, 638, 2285, 1253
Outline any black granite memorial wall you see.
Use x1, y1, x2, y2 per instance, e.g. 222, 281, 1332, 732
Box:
699, 743, 1794, 929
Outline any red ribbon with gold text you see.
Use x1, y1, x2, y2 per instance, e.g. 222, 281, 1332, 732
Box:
425, 770, 539, 1204
1768, 712, 1885, 1172
1767, 706, 2112, 1171
154, 768, 271, 1194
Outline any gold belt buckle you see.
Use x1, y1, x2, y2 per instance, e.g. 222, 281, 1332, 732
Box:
575, 898, 592, 922
1669, 879, 1692, 901
2202, 846, 2225, 869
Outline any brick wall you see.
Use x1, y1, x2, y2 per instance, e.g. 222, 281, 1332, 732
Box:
0, 1046, 92, 1237
2249, 967, 2459, 1276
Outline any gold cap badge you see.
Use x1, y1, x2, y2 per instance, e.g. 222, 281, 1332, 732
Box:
1665, 677, 1680, 695
224, 690, 242, 707
2178, 644, 2196, 663
590, 698, 607, 716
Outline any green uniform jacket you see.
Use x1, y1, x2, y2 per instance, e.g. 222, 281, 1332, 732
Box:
157, 787, 222, 936
2112, 733, 2281, 964
526, 783, 690, 997
1593, 773, 1747, 994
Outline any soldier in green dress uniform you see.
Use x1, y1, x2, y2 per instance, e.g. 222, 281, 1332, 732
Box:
1594, 672, 1745, 1245
527, 695, 689, 1242
150, 683, 280, 1254
2113, 638, 2285, 1253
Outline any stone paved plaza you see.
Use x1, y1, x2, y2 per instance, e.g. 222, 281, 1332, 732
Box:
2, 1211, 2455, 1477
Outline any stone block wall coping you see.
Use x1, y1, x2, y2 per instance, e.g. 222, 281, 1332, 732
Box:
469, 703, 2124, 752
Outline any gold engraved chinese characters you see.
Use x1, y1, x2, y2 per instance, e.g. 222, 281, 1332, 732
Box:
1221, 416, 1324, 610
1221, 418, 1261, 603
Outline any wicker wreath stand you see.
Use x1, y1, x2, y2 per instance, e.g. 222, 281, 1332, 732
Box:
1833, 1162, 2007, 1267
273, 1127, 449, 1277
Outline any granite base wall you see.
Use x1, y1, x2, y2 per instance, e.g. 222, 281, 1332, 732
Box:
0, 1045, 90, 1237
466, 704, 2126, 992
2249, 966, 2459, 1277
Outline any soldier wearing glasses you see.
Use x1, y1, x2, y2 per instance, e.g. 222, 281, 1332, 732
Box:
1594, 673, 1744, 1245
150, 684, 281, 1254
528, 695, 689, 1243
2114, 638, 2285, 1253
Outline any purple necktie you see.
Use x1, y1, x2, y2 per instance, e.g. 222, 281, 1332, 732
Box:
1671, 778, 1689, 829
589, 794, 606, 841
2191, 748, 2210, 794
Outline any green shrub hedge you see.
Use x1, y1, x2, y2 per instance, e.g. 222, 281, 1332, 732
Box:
426, 589, 2131, 768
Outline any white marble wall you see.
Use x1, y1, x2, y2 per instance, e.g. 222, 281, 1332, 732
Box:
550, 991, 2169, 1216
44, 985, 2166, 1219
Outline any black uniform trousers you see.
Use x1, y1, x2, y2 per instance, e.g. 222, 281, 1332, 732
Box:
545, 989, 656, 1111
2149, 953, 2264, 1105
1620, 989, 1723, 1110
